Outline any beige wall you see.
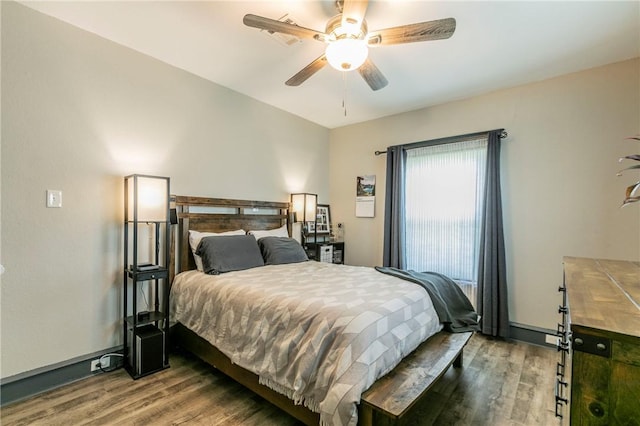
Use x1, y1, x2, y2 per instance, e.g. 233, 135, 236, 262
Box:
2, 0, 638, 380
0, 2, 329, 378
329, 58, 640, 331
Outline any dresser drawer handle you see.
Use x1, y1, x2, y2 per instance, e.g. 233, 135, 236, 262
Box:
559, 346, 567, 366
596, 343, 606, 351
555, 378, 568, 418
574, 337, 584, 346
557, 341, 570, 353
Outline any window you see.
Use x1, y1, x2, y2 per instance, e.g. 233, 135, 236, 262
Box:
383, 129, 507, 334
404, 138, 487, 303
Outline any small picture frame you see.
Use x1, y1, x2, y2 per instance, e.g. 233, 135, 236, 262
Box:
316, 204, 331, 234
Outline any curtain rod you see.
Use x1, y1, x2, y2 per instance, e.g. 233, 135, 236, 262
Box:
375, 129, 508, 156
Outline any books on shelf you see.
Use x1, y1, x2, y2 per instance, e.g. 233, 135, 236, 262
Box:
130, 263, 161, 271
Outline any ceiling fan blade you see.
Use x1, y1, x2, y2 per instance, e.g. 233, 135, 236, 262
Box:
243, 14, 325, 41
285, 55, 328, 86
341, 0, 369, 28
368, 18, 456, 45
358, 58, 388, 91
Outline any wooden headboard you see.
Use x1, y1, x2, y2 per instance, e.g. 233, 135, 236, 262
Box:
169, 195, 290, 282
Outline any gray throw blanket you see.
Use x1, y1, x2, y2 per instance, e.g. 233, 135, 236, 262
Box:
375, 267, 480, 333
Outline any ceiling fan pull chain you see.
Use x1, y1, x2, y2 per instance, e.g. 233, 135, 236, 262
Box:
342, 72, 348, 116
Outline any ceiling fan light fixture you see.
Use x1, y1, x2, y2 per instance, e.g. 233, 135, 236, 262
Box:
325, 38, 368, 71
243, 5, 455, 91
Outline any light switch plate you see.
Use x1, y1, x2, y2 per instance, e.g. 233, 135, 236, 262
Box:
46, 190, 62, 208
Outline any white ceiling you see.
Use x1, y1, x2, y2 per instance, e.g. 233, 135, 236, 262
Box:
20, 1, 640, 129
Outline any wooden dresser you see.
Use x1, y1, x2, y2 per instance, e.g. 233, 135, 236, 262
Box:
557, 257, 640, 424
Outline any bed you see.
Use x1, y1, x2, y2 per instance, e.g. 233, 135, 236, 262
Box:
168, 195, 475, 426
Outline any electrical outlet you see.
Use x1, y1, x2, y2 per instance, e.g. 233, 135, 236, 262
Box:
90, 357, 110, 372
545, 334, 559, 345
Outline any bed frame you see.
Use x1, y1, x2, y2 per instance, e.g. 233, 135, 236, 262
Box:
169, 195, 472, 425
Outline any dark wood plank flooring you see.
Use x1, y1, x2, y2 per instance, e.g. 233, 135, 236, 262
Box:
1, 334, 558, 425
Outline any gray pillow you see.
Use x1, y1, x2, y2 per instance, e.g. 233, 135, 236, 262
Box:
258, 237, 308, 265
196, 235, 264, 275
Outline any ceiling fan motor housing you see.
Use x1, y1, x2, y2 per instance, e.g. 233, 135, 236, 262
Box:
325, 14, 368, 41
325, 15, 369, 71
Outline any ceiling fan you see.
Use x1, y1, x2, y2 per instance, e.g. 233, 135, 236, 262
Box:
243, 0, 456, 91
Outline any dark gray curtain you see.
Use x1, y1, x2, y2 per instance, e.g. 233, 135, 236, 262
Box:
382, 145, 406, 268
477, 130, 509, 337
382, 129, 509, 337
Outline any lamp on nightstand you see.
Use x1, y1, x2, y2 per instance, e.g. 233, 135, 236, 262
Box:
290, 192, 317, 248
125, 175, 170, 224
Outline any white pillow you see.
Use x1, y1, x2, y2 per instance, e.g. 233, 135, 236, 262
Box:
247, 224, 289, 241
189, 229, 246, 271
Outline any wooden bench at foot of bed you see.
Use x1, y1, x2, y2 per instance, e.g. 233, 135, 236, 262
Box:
172, 323, 472, 426
359, 331, 473, 425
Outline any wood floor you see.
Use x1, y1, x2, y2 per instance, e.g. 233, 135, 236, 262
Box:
1, 334, 558, 426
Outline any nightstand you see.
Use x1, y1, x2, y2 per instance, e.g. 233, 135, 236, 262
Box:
306, 241, 345, 264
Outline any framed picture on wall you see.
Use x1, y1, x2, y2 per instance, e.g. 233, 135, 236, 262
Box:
316, 204, 331, 234
356, 175, 375, 217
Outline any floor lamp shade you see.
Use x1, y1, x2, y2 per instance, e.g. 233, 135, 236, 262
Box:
290, 193, 317, 223
125, 174, 170, 223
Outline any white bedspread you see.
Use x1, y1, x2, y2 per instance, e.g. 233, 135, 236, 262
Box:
170, 261, 442, 426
